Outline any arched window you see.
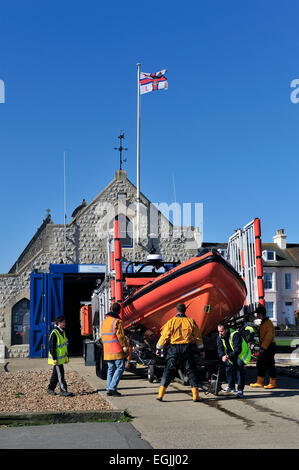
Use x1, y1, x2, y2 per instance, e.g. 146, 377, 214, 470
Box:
109, 214, 133, 248
11, 299, 30, 345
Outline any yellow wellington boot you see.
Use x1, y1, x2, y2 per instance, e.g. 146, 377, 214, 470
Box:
264, 378, 276, 389
156, 386, 166, 401
250, 376, 264, 388
192, 387, 201, 402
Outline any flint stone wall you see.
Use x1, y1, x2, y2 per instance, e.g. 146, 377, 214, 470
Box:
0, 171, 201, 357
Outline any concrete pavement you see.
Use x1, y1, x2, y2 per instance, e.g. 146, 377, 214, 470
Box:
1, 355, 299, 449
0, 357, 152, 449
0, 422, 151, 449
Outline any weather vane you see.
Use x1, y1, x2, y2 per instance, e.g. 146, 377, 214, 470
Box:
114, 131, 128, 170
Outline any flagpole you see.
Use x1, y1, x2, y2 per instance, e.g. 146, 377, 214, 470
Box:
136, 62, 141, 245
63, 151, 67, 263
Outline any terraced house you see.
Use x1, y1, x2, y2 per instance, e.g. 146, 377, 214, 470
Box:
262, 229, 299, 327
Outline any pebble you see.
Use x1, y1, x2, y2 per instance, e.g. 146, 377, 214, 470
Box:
0, 369, 113, 414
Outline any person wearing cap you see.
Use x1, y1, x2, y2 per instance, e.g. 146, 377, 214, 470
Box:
250, 305, 277, 389
155, 303, 205, 402
217, 321, 251, 398
47, 316, 73, 397
101, 302, 129, 397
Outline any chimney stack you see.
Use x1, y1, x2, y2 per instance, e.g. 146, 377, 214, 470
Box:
115, 169, 127, 180
273, 229, 287, 250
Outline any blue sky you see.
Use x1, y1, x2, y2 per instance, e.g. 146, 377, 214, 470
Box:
0, 1, 299, 273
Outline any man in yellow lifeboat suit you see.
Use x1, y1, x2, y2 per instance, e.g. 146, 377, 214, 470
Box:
155, 303, 205, 402
101, 302, 129, 396
250, 305, 277, 389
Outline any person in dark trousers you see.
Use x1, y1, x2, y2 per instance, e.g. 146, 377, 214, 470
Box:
217, 321, 251, 398
101, 302, 129, 396
47, 316, 73, 397
155, 303, 205, 402
250, 305, 277, 389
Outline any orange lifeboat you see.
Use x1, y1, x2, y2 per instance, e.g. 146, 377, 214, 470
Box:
123, 250, 246, 338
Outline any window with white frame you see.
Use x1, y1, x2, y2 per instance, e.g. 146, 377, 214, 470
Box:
285, 273, 292, 290
265, 301, 274, 319
264, 272, 273, 290
262, 251, 276, 261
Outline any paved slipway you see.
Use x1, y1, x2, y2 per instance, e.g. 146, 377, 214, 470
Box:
1, 355, 299, 450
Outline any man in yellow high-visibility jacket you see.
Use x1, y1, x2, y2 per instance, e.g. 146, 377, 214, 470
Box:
155, 303, 205, 402
47, 316, 73, 397
217, 322, 251, 398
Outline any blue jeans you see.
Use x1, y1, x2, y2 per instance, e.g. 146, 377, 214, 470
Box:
225, 358, 245, 391
106, 359, 125, 391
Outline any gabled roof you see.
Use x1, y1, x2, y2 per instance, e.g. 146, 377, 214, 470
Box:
7, 170, 175, 273
70, 170, 151, 223
9, 213, 53, 274
199, 241, 299, 268
262, 243, 299, 267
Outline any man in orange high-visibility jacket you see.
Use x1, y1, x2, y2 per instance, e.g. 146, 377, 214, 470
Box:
101, 302, 129, 397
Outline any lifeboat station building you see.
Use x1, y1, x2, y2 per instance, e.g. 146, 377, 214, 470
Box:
1, 170, 299, 360
0, 170, 203, 359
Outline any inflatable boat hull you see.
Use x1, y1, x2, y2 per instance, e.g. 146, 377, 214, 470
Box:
123, 251, 246, 337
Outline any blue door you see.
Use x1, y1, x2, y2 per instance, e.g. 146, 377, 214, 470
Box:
29, 273, 46, 358
29, 272, 64, 358
47, 273, 64, 327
